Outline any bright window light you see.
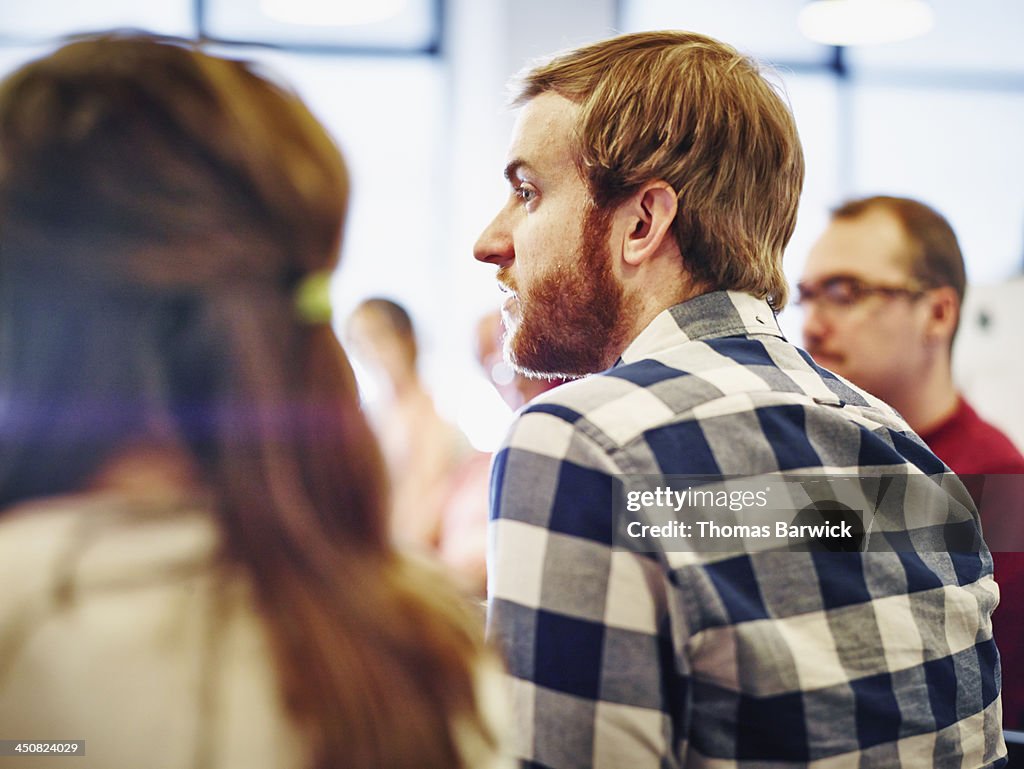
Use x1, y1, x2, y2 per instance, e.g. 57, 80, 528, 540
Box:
798, 0, 934, 46
260, 0, 407, 27
205, 0, 437, 51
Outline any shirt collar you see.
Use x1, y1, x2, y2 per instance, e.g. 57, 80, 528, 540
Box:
618, 290, 785, 366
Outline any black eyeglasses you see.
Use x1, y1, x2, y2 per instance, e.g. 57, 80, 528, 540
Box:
795, 275, 926, 310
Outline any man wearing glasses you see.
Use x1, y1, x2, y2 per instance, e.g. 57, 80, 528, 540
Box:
799, 195, 1023, 480
800, 194, 1024, 729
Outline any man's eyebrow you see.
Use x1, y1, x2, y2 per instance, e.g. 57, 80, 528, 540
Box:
503, 159, 533, 184
814, 273, 862, 284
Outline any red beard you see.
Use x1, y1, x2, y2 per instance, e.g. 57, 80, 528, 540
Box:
500, 205, 633, 378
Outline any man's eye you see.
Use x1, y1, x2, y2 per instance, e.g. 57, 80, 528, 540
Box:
514, 186, 537, 204
823, 280, 861, 305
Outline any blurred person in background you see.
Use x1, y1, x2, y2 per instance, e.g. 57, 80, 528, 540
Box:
800, 194, 1024, 728
475, 308, 567, 412
436, 309, 567, 597
800, 196, 1024, 477
345, 298, 472, 553
0, 34, 505, 769
475, 30, 1002, 768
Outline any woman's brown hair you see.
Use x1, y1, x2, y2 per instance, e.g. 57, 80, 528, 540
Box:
0, 33, 487, 768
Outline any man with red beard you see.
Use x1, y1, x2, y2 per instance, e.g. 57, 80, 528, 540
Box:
474, 31, 1004, 769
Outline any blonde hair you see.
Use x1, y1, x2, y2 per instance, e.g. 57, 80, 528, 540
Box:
514, 30, 804, 310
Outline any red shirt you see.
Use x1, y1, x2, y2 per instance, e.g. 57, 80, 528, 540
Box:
922, 396, 1024, 728
923, 397, 1024, 475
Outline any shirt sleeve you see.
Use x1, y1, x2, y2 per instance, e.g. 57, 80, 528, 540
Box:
485, 406, 683, 769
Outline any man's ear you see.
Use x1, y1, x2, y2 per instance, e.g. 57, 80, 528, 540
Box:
924, 285, 959, 346
620, 181, 678, 267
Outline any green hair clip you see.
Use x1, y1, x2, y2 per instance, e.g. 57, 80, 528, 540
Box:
294, 270, 333, 325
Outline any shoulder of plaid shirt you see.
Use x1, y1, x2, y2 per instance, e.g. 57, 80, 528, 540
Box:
486, 290, 1006, 769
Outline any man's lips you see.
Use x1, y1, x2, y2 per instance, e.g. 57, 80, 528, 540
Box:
497, 274, 518, 298
808, 348, 843, 366
496, 267, 516, 295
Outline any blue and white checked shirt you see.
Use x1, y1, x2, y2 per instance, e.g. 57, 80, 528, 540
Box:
487, 291, 1005, 769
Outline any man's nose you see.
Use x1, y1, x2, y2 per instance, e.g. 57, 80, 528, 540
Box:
473, 211, 514, 268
